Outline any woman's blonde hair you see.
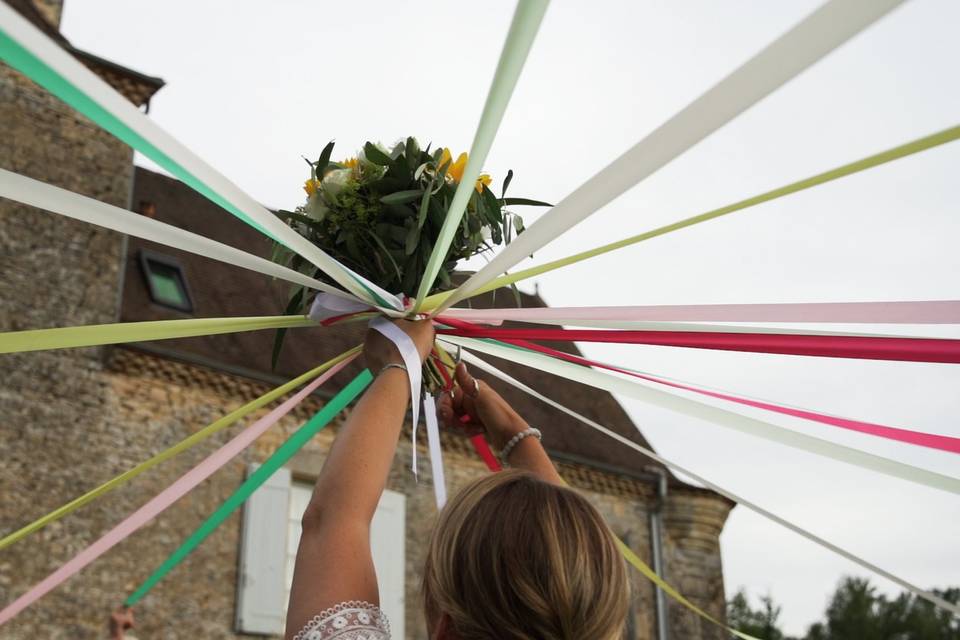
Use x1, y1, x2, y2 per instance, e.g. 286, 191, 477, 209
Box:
422, 469, 629, 639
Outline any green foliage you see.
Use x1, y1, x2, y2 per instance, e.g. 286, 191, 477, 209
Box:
267, 137, 548, 368
727, 588, 787, 640
803, 577, 959, 640
727, 578, 960, 640
270, 137, 545, 300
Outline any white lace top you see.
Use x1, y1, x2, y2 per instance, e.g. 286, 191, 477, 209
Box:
292, 601, 390, 640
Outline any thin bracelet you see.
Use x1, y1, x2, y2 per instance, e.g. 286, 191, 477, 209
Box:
377, 362, 408, 378
499, 427, 542, 467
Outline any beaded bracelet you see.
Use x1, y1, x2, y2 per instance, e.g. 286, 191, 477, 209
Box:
499, 427, 542, 467
377, 362, 408, 378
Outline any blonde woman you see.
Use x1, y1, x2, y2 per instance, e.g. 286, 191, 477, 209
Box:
286, 320, 629, 640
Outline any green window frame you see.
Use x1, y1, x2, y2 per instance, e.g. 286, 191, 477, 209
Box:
138, 249, 194, 313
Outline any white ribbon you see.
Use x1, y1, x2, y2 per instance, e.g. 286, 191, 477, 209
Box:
433, 0, 905, 314
0, 169, 358, 301
423, 394, 447, 509
439, 336, 960, 496
308, 292, 375, 323
459, 349, 960, 618
369, 317, 423, 476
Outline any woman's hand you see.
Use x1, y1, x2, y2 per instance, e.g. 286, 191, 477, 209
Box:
109, 607, 134, 640
363, 318, 435, 373
436, 363, 529, 450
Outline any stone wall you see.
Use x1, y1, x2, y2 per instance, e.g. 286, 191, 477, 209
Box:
0, 55, 133, 639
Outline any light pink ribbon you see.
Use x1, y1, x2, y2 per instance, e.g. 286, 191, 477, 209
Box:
443, 300, 960, 325
0, 356, 354, 626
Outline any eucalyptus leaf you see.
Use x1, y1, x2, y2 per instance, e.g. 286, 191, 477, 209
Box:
316, 140, 335, 177
303, 156, 317, 181
481, 186, 503, 223
365, 230, 403, 283
501, 169, 514, 197
405, 137, 419, 173
501, 197, 553, 207
276, 209, 323, 229
417, 180, 433, 229
404, 222, 420, 256
364, 141, 393, 166
271, 287, 305, 371
380, 190, 424, 205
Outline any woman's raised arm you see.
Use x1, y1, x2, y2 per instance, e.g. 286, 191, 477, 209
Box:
284, 319, 434, 639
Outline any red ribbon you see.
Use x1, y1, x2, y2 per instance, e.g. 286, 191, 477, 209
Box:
431, 349, 501, 471
437, 316, 960, 454
436, 322, 960, 364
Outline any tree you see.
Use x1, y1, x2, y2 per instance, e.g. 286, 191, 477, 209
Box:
727, 587, 787, 640
803, 577, 960, 640
727, 579, 960, 640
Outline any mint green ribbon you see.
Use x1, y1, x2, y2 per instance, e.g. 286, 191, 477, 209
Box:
413, 0, 549, 311
124, 370, 371, 606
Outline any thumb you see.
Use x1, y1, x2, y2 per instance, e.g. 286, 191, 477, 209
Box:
454, 362, 479, 398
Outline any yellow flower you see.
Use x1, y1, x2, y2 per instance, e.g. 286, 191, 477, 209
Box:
341, 157, 358, 170
475, 173, 492, 193
437, 148, 491, 192
448, 152, 468, 183
303, 178, 321, 197
437, 147, 452, 170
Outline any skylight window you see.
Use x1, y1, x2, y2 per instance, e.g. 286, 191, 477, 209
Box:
138, 250, 193, 313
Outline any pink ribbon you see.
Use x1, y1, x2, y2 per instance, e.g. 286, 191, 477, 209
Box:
0, 356, 354, 626
498, 336, 960, 454
442, 300, 960, 325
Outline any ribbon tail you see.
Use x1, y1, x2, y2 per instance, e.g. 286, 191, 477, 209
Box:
424, 395, 447, 508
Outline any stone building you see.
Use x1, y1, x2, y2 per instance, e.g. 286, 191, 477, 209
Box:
0, 1, 734, 638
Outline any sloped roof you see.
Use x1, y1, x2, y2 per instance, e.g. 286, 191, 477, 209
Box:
123, 167, 696, 486
5, 0, 164, 106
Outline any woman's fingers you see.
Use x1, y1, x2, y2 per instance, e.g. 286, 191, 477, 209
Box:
437, 393, 456, 427
454, 362, 478, 396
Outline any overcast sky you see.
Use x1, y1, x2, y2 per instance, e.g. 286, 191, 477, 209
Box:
60, 1, 960, 635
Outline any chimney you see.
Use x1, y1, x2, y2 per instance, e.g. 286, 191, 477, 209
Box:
31, 0, 64, 29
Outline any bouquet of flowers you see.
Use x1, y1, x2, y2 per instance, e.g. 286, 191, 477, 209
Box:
269, 137, 549, 367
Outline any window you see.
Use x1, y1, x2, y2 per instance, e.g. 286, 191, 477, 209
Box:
138, 249, 193, 312
236, 467, 407, 637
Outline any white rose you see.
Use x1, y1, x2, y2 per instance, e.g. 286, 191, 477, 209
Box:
321, 168, 352, 201
303, 195, 328, 221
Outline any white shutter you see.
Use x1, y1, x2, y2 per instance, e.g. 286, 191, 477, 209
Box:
371, 490, 406, 639
235, 464, 291, 635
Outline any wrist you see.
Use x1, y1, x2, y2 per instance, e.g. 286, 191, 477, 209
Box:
498, 427, 543, 466
488, 419, 529, 450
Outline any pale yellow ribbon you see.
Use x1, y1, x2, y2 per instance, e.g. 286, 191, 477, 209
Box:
0, 347, 359, 551
422, 125, 960, 311
0, 315, 316, 353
